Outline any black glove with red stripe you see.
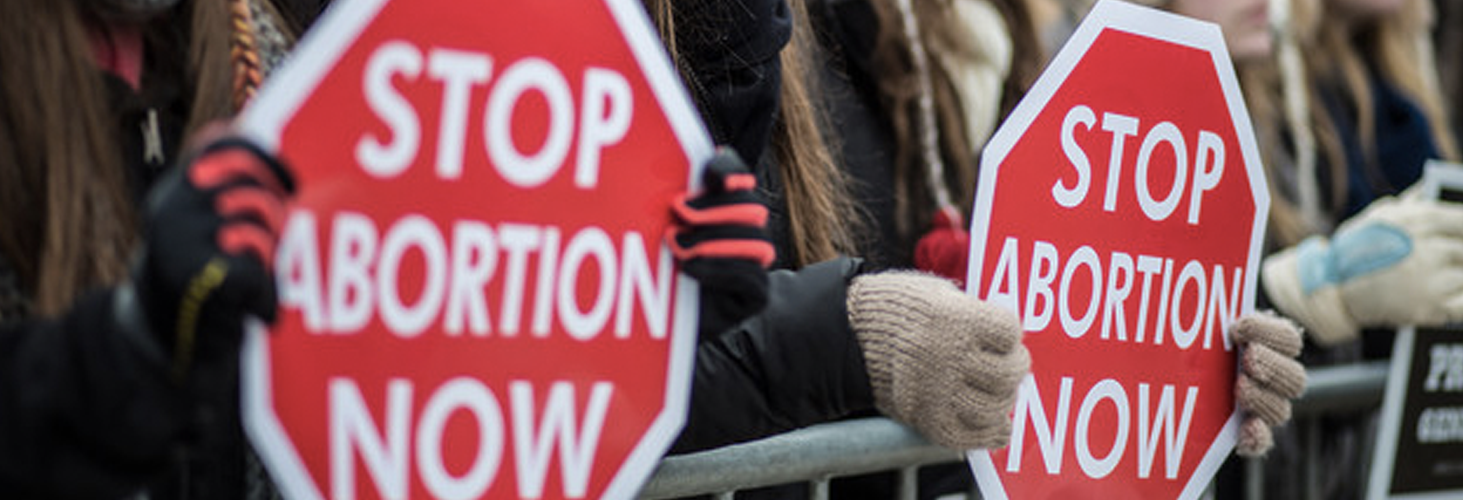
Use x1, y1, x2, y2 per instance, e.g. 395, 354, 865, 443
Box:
119, 136, 295, 380
669, 148, 774, 339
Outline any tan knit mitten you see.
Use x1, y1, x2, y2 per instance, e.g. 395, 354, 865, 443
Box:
1230, 312, 1307, 457
848, 271, 1031, 450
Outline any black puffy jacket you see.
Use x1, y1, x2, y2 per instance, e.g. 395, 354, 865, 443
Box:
673, 258, 874, 453
0, 292, 192, 499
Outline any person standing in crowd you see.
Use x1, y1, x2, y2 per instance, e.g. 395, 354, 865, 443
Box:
0, 0, 299, 497
0, 0, 1023, 498
0, 1, 780, 498
654, 3, 1304, 500
1261, 0, 1461, 362
653, 0, 1034, 460
822, 0, 1304, 459
1250, 0, 1463, 497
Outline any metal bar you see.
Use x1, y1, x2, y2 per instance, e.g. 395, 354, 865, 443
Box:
1245, 457, 1263, 500
1305, 418, 1321, 500
1293, 361, 1389, 416
638, 362, 1390, 499
898, 466, 918, 500
638, 418, 961, 498
809, 478, 830, 500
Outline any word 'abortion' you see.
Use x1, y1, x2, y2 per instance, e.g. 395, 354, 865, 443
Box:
983, 236, 1242, 352
276, 211, 675, 342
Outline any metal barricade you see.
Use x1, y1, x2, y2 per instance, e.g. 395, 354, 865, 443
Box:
637, 361, 1391, 499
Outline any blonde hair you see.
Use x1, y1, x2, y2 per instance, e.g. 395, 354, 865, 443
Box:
1307, 0, 1458, 171
1247, 0, 1457, 246
1367, 0, 1457, 160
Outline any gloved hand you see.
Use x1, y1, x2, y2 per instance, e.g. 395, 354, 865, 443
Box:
848, 271, 1031, 449
1230, 312, 1307, 457
117, 136, 295, 380
668, 147, 775, 338
1262, 194, 1463, 345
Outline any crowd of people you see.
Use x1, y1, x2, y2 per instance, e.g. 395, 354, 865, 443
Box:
0, 0, 1457, 498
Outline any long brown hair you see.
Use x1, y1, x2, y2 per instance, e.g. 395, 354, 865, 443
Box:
645, 0, 863, 267
773, 0, 864, 265
0, 0, 134, 316
0, 0, 238, 316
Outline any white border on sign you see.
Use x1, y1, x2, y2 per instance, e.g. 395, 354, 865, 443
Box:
1416, 160, 1463, 201
1367, 327, 1463, 500
243, 320, 324, 500
1367, 163, 1463, 500
238, 1, 391, 497
236, 0, 713, 498
964, 1, 1265, 498
598, 0, 713, 497
1367, 327, 1416, 500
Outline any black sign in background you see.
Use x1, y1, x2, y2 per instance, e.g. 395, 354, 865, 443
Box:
1389, 327, 1463, 495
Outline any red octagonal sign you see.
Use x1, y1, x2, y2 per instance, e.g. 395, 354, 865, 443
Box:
236, 0, 709, 499
966, 2, 1269, 498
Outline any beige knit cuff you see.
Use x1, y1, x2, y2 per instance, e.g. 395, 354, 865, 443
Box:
847, 271, 1027, 449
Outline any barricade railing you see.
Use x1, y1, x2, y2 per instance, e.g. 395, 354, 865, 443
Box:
637, 361, 1391, 500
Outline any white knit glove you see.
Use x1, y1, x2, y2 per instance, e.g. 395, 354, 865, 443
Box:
1262, 194, 1463, 345
848, 271, 1031, 450
1230, 312, 1306, 457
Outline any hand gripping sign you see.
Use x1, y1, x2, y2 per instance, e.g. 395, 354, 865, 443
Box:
965, 1, 1269, 498
236, 1, 710, 499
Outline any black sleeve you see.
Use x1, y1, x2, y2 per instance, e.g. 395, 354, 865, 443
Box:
671, 257, 875, 453
0, 291, 188, 499
673, 0, 792, 165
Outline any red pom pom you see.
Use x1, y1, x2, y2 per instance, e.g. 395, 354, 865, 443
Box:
913, 207, 970, 287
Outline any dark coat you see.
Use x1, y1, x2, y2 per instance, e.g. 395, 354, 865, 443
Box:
673, 257, 874, 453
667, 0, 882, 455
0, 292, 192, 499
0, 2, 881, 498
0, 22, 244, 499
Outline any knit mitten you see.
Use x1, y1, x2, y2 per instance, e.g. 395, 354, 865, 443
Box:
848, 271, 1030, 449
1230, 312, 1307, 457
